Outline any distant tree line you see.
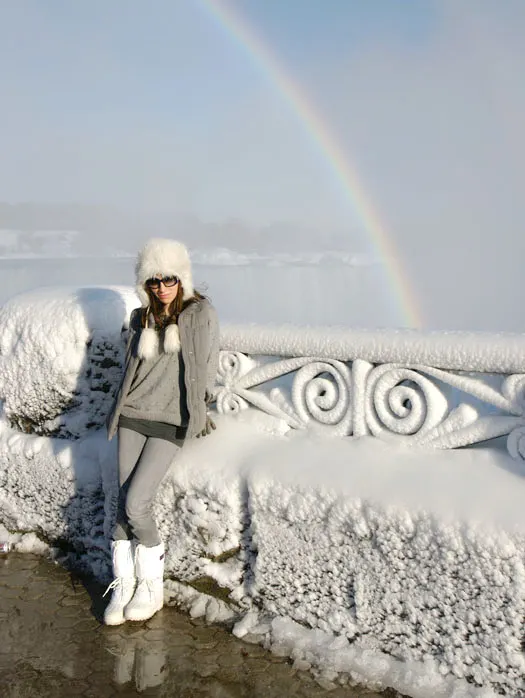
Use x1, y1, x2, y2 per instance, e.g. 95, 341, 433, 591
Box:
0, 202, 357, 254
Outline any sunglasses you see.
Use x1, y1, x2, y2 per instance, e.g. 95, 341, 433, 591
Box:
145, 276, 179, 289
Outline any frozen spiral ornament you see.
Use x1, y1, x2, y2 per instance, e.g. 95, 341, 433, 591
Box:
215, 388, 249, 414
291, 360, 353, 436
217, 351, 255, 386
502, 374, 525, 413
215, 351, 256, 414
365, 364, 448, 439
507, 425, 525, 461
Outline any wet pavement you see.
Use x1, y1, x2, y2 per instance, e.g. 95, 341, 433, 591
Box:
0, 553, 394, 698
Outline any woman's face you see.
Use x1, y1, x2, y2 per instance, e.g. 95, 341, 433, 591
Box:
146, 275, 180, 307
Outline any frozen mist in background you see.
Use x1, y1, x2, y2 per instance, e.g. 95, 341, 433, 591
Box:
0, 1, 524, 332
0, 210, 522, 333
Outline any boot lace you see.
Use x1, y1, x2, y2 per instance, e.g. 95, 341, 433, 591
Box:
103, 578, 122, 598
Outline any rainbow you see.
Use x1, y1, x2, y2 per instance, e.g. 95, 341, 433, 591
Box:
198, 0, 422, 328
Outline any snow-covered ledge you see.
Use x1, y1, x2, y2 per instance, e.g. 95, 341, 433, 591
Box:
218, 324, 525, 459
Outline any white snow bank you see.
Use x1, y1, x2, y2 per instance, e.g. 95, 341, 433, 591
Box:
247, 434, 525, 531
155, 422, 525, 696
0, 286, 138, 438
268, 617, 503, 698
243, 431, 525, 695
0, 415, 114, 577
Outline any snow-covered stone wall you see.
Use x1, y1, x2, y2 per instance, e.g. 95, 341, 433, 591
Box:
0, 287, 134, 439
2, 286, 525, 697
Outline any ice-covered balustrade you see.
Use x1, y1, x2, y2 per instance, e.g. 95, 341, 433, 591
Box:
2, 288, 525, 696
1, 286, 525, 459
217, 324, 525, 460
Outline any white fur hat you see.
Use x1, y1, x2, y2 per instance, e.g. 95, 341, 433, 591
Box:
135, 238, 194, 306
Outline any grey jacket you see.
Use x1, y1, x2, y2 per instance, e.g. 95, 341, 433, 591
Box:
106, 299, 220, 441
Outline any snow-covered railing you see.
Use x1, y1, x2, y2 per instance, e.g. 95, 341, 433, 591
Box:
216, 324, 525, 460
2, 288, 524, 459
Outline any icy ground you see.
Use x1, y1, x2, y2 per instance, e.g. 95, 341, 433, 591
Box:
1, 287, 525, 698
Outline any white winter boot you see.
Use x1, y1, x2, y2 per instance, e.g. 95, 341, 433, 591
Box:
124, 542, 165, 622
103, 540, 137, 626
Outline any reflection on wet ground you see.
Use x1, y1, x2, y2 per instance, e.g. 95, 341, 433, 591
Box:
0, 553, 391, 698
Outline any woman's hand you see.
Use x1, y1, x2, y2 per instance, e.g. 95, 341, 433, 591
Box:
196, 389, 217, 437
196, 415, 216, 438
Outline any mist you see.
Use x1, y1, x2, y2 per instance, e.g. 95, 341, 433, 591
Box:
0, 0, 523, 331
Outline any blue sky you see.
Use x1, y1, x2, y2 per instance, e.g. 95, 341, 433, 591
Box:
0, 1, 435, 145
1, 1, 437, 111
1, 0, 524, 248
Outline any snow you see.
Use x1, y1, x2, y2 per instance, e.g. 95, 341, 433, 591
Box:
1, 285, 525, 697
0, 286, 138, 438
221, 324, 525, 374
244, 433, 525, 694
245, 433, 525, 531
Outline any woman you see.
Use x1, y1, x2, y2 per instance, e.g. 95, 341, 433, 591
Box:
103, 238, 219, 625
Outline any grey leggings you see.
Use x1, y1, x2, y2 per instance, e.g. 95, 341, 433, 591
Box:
113, 427, 183, 547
